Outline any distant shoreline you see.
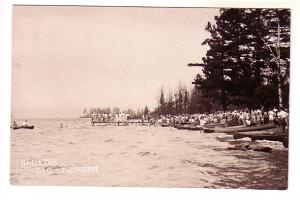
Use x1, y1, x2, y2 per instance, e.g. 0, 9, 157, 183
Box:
11, 117, 84, 121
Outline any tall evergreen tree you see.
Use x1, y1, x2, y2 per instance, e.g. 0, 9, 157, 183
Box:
183, 87, 190, 113
166, 90, 175, 115
144, 106, 149, 116
158, 87, 167, 115
189, 8, 290, 110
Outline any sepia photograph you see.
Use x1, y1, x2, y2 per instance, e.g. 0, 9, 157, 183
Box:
10, 5, 290, 190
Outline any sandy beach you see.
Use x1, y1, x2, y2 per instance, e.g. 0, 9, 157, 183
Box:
10, 118, 288, 189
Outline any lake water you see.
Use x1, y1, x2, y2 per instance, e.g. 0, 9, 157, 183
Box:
10, 118, 288, 189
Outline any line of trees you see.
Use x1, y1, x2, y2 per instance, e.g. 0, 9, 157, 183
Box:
153, 84, 212, 116
188, 8, 290, 111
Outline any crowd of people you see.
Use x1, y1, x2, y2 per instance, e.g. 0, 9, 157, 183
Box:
89, 108, 289, 133
156, 108, 289, 133
91, 112, 150, 124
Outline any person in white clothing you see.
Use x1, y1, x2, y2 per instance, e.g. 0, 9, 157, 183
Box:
277, 110, 289, 133
268, 110, 274, 122
22, 120, 28, 127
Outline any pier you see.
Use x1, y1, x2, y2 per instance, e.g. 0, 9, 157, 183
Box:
91, 120, 151, 126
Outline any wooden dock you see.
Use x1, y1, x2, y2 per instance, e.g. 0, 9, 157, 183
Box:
91, 120, 151, 126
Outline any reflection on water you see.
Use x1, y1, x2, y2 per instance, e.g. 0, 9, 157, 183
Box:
11, 118, 288, 189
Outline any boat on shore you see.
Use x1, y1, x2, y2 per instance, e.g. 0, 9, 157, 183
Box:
80, 115, 92, 118
228, 127, 288, 148
203, 123, 225, 128
203, 123, 276, 133
161, 123, 171, 127
186, 126, 203, 131
12, 125, 34, 130
174, 124, 203, 131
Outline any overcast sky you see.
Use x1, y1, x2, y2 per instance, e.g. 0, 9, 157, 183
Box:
12, 6, 219, 118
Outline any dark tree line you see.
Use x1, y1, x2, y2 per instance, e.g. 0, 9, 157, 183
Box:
188, 8, 290, 111
154, 84, 212, 116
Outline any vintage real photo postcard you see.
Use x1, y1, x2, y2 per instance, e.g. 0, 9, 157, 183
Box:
10, 5, 289, 189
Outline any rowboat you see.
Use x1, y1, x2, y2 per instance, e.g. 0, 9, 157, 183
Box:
203, 123, 225, 128
232, 129, 288, 148
174, 124, 203, 131
174, 124, 188, 129
12, 125, 34, 130
186, 126, 203, 131
203, 123, 276, 133
162, 123, 171, 127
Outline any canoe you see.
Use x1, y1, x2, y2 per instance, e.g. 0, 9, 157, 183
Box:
203, 123, 225, 128
203, 128, 215, 133
174, 124, 203, 131
232, 132, 288, 148
162, 123, 171, 127
204, 123, 276, 133
12, 125, 34, 130
186, 126, 203, 131
179, 122, 190, 125
234, 132, 286, 141
174, 124, 186, 129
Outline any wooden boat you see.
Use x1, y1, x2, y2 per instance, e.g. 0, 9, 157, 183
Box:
174, 124, 187, 129
12, 125, 34, 130
204, 123, 276, 133
186, 126, 203, 131
179, 122, 190, 125
174, 124, 203, 131
232, 130, 288, 148
79, 116, 92, 118
203, 123, 225, 128
203, 128, 215, 133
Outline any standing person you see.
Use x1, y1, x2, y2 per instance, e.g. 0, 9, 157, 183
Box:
240, 112, 246, 127
251, 110, 257, 125
200, 117, 206, 127
268, 109, 274, 123
116, 113, 120, 125
11, 121, 18, 128
257, 109, 263, 124
92, 112, 97, 122
277, 109, 289, 134
103, 113, 106, 122
22, 120, 28, 127
263, 112, 269, 124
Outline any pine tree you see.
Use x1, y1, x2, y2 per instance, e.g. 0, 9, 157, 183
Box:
158, 87, 167, 115
189, 8, 290, 110
144, 106, 149, 116
166, 89, 175, 115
